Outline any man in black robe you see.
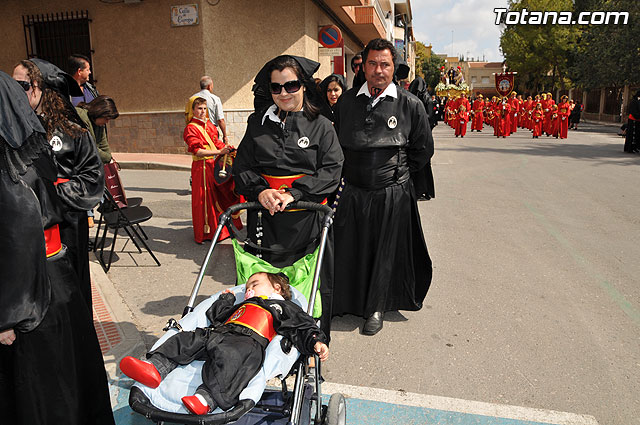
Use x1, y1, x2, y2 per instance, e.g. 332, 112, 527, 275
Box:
623, 90, 640, 153
332, 38, 434, 335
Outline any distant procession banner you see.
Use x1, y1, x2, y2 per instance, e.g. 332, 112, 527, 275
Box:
495, 72, 515, 97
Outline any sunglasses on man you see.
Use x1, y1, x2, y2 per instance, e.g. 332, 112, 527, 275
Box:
270, 80, 302, 95
16, 80, 32, 91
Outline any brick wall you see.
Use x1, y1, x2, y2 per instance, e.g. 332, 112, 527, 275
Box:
107, 110, 253, 153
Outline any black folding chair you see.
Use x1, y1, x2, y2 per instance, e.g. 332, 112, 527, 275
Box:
93, 195, 143, 251
96, 189, 160, 272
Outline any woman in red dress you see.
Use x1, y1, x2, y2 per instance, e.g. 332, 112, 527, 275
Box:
184, 96, 242, 243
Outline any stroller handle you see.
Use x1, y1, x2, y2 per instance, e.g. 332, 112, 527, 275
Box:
185, 201, 333, 316
219, 201, 334, 227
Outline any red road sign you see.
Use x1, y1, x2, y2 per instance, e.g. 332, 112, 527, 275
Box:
318, 25, 342, 48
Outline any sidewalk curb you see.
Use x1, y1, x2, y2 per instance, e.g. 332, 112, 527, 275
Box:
90, 255, 148, 406
119, 161, 190, 171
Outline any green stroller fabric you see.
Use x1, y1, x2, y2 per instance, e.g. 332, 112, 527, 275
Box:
232, 239, 322, 318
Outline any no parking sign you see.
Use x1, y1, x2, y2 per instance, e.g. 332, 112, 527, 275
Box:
319, 25, 342, 48
318, 25, 344, 75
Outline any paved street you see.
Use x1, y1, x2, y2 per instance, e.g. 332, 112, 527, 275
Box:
101, 122, 639, 425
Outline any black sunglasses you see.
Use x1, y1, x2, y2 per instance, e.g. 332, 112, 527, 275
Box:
270, 80, 302, 95
16, 80, 32, 91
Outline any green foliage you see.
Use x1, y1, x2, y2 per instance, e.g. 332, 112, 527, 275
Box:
415, 45, 445, 90
568, 0, 640, 88
414, 41, 430, 78
500, 0, 639, 90
499, 0, 580, 92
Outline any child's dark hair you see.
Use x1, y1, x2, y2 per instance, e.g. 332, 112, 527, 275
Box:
266, 272, 292, 300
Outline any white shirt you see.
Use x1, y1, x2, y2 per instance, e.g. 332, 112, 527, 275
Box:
262, 104, 281, 125
356, 82, 398, 108
261, 104, 304, 126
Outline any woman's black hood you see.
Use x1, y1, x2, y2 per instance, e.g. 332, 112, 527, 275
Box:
254, 55, 320, 93
30, 58, 83, 98
0, 71, 46, 148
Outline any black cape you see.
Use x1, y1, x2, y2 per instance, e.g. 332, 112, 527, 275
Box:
43, 119, 104, 308
0, 76, 113, 423
233, 108, 343, 336
332, 84, 434, 318
149, 293, 326, 411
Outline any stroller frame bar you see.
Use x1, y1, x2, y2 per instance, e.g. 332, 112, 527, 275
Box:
184, 201, 334, 317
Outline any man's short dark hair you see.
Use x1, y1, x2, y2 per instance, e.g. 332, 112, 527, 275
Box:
68, 54, 90, 75
350, 53, 362, 71
192, 97, 208, 110
362, 38, 397, 64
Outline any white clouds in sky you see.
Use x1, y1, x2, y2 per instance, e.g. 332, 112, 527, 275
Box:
411, 0, 508, 61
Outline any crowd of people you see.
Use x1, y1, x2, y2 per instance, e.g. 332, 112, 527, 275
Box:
184, 41, 435, 340
439, 91, 582, 139
1, 38, 436, 420
1, 57, 115, 424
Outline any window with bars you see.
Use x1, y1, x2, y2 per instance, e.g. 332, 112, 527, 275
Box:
23, 11, 94, 81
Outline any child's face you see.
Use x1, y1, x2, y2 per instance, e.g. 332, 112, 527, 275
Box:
245, 273, 281, 300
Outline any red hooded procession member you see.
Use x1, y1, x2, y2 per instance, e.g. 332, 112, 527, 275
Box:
532, 103, 544, 138
183, 96, 242, 244
455, 105, 469, 137
471, 94, 484, 131
557, 95, 570, 139
509, 92, 519, 133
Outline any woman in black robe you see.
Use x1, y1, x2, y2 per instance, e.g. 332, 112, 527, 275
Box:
13, 59, 104, 309
319, 74, 346, 124
233, 55, 344, 337
0, 71, 115, 425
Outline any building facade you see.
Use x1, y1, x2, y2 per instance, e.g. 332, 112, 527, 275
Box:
467, 62, 504, 98
1, 0, 414, 153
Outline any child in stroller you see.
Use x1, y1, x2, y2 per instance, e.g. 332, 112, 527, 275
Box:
120, 271, 329, 415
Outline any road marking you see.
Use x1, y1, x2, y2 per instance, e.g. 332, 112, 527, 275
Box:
322, 382, 599, 425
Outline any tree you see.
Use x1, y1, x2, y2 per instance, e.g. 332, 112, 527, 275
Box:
414, 41, 445, 90
499, 0, 581, 92
414, 41, 431, 79
568, 0, 640, 88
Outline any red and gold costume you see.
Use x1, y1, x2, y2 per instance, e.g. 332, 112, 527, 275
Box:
471, 97, 484, 131
497, 100, 511, 138
455, 107, 469, 137
549, 106, 559, 138
509, 93, 519, 133
532, 106, 544, 138
541, 94, 554, 135
184, 98, 242, 243
557, 99, 570, 139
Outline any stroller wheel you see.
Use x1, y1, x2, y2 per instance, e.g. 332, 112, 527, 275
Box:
324, 393, 346, 425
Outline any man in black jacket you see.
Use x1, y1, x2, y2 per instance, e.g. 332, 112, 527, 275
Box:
332, 38, 434, 335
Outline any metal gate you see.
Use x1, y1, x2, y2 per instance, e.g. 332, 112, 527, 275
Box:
23, 10, 93, 79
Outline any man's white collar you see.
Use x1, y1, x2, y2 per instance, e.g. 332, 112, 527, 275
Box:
357, 82, 397, 108
357, 82, 397, 99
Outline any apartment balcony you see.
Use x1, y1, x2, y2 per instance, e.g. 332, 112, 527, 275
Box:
321, 0, 388, 44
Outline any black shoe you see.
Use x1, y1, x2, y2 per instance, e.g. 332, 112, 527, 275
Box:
362, 312, 384, 335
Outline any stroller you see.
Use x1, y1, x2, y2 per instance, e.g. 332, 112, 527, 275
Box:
127, 201, 346, 425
